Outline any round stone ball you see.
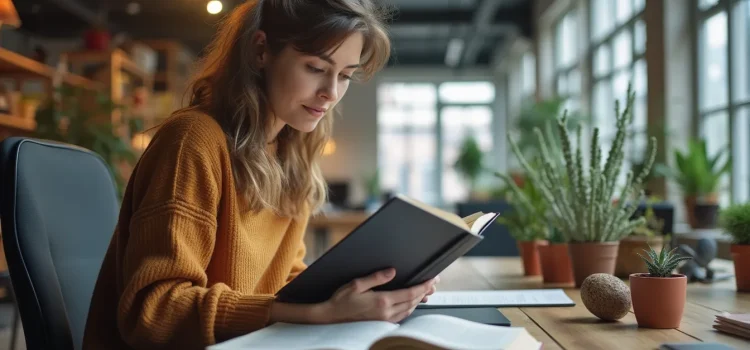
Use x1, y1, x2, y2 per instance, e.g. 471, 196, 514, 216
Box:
580, 273, 631, 321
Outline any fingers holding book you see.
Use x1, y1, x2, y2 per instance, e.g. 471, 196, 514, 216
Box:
321, 268, 438, 324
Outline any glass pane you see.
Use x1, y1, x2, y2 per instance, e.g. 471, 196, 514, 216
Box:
613, 30, 633, 69
633, 58, 647, 98
438, 81, 495, 104
378, 106, 436, 128
556, 10, 579, 68
557, 74, 568, 96
701, 110, 731, 207
700, 11, 728, 112
377, 130, 438, 205
732, 0, 750, 103
612, 69, 630, 113
594, 44, 611, 78
593, 80, 615, 139
522, 52, 536, 96
441, 106, 493, 203
377, 83, 436, 106
568, 69, 581, 96
634, 0, 645, 13
616, 0, 632, 25
634, 19, 646, 55
632, 96, 648, 151
734, 106, 750, 203
591, 0, 615, 41
699, 0, 720, 11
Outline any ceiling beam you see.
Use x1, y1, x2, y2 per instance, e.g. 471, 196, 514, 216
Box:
460, 0, 515, 67
47, 0, 107, 27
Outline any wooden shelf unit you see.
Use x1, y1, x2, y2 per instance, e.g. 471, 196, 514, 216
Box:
0, 47, 101, 133
140, 40, 196, 123
60, 48, 155, 128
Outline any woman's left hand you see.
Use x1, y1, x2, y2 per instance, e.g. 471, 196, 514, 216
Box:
421, 275, 440, 303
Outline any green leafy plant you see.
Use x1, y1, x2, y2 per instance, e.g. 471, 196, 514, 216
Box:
454, 135, 484, 195
654, 139, 731, 199
502, 84, 657, 243
495, 167, 549, 241
33, 86, 143, 197
637, 245, 692, 277
719, 203, 750, 245
630, 198, 665, 237
514, 98, 586, 161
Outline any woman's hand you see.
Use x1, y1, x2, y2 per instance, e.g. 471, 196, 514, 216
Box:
316, 268, 438, 324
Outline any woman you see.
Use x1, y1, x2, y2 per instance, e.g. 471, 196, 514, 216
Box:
82, 0, 439, 349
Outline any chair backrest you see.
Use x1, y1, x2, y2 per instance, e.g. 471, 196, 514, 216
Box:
0, 137, 118, 350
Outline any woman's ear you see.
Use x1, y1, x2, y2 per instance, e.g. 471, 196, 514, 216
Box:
252, 30, 269, 68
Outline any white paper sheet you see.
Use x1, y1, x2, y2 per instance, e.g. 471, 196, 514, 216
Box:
418, 289, 575, 308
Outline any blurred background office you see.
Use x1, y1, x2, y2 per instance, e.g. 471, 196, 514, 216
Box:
0, 0, 744, 348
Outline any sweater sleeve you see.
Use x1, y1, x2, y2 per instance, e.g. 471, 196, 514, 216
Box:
115, 114, 275, 348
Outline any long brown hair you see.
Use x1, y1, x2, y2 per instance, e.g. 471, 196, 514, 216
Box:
183, 0, 391, 217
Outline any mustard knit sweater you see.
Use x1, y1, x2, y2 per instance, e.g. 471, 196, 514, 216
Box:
82, 110, 309, 349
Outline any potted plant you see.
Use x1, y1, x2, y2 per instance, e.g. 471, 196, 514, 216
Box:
454, 135, 485, 199
33, 86, 142, 198
718, 202, 750, 292
615, 199, 667, 277
655, 139, 731, 228
505, 84, 657, 287
496, 169, 549, 276
537, 228, 575, 284
630, 246, 692, 328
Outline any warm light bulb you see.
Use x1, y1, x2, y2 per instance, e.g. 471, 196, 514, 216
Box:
207, 0, 223, 14
323, 139, 337, 156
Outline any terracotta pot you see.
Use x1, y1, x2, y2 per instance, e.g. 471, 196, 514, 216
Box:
731, 244, 750, 292
568, 242, 619, 287
538, 243, 575, 284
630, 273, 687, 328
615, 235, 664, 277
517, 240, 548, 276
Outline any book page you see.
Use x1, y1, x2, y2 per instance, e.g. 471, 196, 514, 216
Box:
418, 289, 575, 308
208, 321, 398, 350
395, 194, 469, 230
469, 213, 497, 235
372, 314, 540, 350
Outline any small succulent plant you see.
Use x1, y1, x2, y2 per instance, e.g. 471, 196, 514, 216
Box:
637, 245, 692, 277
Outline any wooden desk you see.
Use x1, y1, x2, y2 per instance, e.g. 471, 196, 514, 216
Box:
307, 211, 369, 258
440, 257, 750, 350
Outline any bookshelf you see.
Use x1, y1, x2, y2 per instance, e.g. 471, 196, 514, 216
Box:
0, 47, 100, 132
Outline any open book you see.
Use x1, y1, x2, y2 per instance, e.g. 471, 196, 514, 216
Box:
208, 314, 541, 350
276, 194, 499, 304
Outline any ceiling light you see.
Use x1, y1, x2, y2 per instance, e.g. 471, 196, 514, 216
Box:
207, 0, 223, 14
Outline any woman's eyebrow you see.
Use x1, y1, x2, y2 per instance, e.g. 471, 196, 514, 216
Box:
318, 54, 361, 69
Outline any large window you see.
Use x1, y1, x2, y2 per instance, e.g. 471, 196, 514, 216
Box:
590, 0, 647, 186
697, 0, 750, 205
554, 9, 582, 114
377, 81, 495, 206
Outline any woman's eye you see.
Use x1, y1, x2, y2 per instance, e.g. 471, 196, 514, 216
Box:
340, 74, 352, 81
307, 65, 324, 73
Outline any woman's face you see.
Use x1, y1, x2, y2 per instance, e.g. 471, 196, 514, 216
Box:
258, 32, 364, 135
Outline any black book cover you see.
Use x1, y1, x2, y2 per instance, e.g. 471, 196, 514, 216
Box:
276, 195, 498, 304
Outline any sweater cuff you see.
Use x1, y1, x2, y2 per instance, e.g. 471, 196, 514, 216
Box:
215, 292, 276, 342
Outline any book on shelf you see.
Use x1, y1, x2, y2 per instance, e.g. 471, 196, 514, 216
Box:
208, 314, 541, 350
713, 312, 750, 339
276, 194, 499, 304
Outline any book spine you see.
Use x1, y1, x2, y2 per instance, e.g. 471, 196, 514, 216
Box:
405, 233, 481, 286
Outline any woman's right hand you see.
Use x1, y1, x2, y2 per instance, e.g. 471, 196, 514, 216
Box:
318, 268, 437, 324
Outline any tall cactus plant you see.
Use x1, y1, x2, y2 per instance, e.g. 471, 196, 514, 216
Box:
501, 85, 657, 243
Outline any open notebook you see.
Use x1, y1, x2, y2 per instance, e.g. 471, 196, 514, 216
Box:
276, 194, 500, 304
208, 314, 541, 350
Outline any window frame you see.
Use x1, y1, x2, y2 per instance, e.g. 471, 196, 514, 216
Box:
696, 0, 750, 204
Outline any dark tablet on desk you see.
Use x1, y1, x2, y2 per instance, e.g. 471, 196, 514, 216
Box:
400, 307, 511, 327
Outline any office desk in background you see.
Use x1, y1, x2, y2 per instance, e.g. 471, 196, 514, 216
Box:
440, 257, 749, 350
306, 211, 370, 259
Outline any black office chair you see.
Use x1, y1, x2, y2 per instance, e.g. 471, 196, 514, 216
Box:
0, 137, 119, 350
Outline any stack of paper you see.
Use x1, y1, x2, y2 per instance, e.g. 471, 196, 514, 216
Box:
713, 312, 750, 339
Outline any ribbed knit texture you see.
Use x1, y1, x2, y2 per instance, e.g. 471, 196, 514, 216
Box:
81, 110, 309, 350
